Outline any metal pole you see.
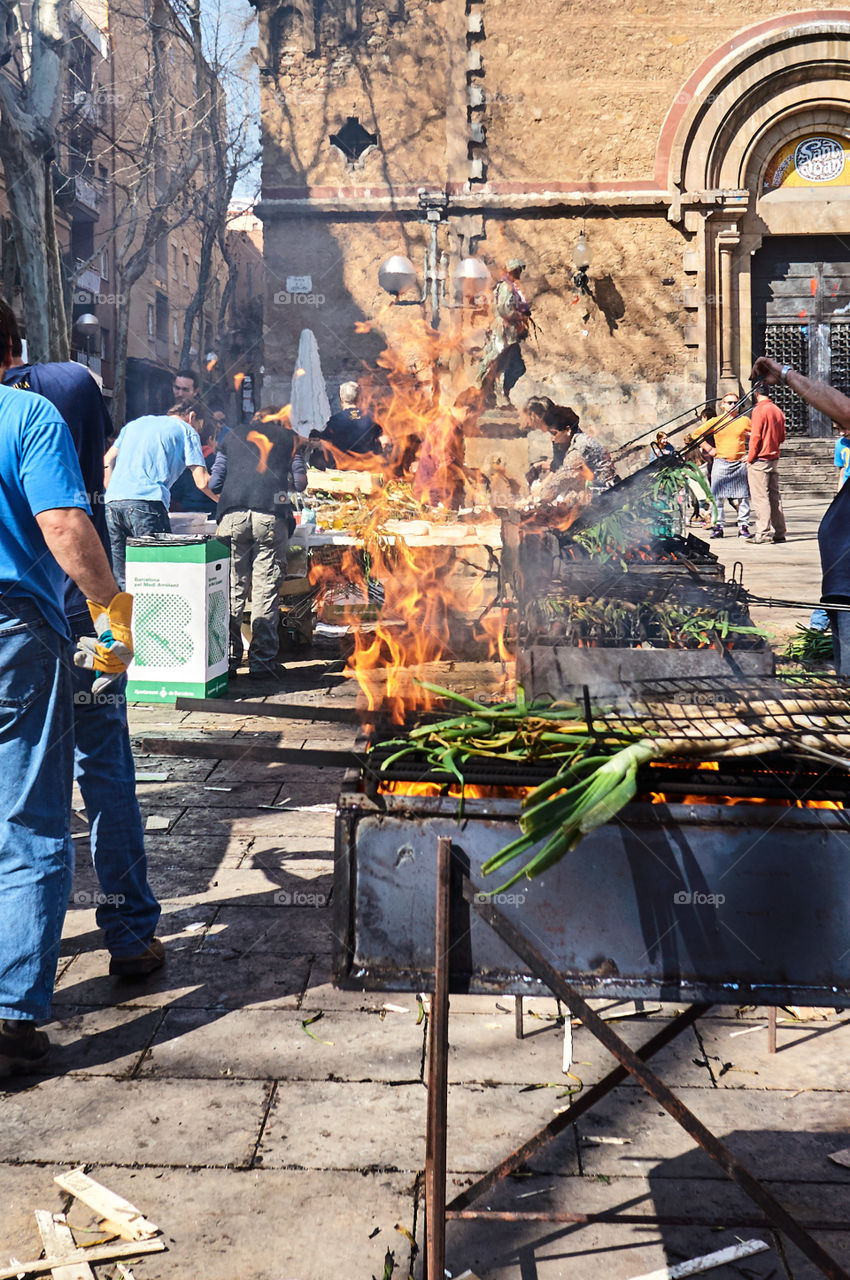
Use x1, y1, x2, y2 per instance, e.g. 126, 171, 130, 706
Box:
464, 879, 850, 1280
449, 1210, 850, 1229
514, 994, 524, 1040
430, 220, 440, 329
425, 836, 451, 1279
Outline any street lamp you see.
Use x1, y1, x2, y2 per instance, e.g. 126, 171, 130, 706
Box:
378, 243, 490, 328
74, 313, 100, 367
377, 255, 418, 297
453, 256, 490, 299
377, 190, 489, 328
572, 232, 592, 296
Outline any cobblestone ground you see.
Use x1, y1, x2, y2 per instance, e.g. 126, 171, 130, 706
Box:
1, 498, 849, 1279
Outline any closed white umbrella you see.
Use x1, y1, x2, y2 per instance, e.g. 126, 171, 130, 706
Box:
290, 328, 331, 436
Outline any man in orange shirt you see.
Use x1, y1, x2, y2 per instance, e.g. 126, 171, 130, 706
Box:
747, 388, 787, 544
708, 393, 752, 538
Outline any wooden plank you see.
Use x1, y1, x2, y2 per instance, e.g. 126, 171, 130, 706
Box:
33, 1212, 94, 1280
137, 737, 368, 770
174, 697, 364, 724
52, 1169, 158, 1242
627, 1238, 770, 1278
0, 1239, 165, 1280
306, 466, 380, 494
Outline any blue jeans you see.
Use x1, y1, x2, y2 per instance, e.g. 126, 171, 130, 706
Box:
829, 606, 850, 677
69, 611, 160, 956
716, 497, 751, 527
0, 601, 74, 1022
105, 500, 171, 590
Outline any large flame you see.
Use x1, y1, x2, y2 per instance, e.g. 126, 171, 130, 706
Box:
258, 404, 292, 424
308, 306, 511, 721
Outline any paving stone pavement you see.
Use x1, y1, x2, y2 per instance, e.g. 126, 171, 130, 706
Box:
704, 495, 832, 644
2, 505, 850, 1279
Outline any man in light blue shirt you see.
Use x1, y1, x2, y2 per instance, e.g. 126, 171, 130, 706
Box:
104, 400, 217, 586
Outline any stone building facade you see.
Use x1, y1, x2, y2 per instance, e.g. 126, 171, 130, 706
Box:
254, 1, 850, 444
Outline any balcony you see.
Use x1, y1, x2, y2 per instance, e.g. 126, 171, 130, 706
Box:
75, 266, 101, 295
53, 171, 100, 219
71, 91, 100, 127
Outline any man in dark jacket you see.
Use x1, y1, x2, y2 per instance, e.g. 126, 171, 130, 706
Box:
309, 381, 383, 470
210, 408, 308, 679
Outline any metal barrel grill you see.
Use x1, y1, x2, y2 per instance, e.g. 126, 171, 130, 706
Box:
334, 677, 850, 1005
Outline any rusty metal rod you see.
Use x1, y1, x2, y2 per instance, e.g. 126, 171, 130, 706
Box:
463, 878, 850, 1280
448, 1210, 850, 1229
447, 1002, 707, 1213
172, 696, 489, 726
425, 836, 452, 1280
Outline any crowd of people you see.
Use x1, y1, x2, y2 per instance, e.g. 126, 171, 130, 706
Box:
96, 372, 387, 679
681, 387, 789, 544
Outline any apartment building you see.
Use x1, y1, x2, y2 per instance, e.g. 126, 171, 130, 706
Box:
1, 0, 231, 424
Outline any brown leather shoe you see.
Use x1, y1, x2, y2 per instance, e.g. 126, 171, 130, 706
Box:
109, 938, 165, 980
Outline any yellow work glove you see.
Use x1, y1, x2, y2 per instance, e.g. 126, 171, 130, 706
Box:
73, 592, 134, 693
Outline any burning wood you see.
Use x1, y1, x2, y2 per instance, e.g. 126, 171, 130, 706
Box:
303, 310, 510, 721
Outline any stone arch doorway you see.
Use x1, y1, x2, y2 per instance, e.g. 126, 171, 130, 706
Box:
751, 233, 850, 436
657, 13, 850, 416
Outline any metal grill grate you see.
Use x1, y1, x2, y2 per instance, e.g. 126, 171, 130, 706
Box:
764, 323, 809, 433
363, 677, 850, 797
831, 323, 850, 400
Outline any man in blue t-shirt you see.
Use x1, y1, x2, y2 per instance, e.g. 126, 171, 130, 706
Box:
0, 350, 134, 1074
1, 314, 162, 987
104, 400, 217, 586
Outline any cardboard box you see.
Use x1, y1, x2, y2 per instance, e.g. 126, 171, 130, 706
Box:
126, 535, 230, 702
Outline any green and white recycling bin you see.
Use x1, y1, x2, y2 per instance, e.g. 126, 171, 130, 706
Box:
125, 535, 230, 702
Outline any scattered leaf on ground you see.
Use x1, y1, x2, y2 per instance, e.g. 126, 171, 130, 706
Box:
301, 1011, 334, 1045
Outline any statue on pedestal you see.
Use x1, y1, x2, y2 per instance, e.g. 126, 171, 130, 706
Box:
476, 258, 532, 407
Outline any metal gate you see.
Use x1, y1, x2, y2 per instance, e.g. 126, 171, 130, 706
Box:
762, 322, 809, 433
752, 235, 850, 435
